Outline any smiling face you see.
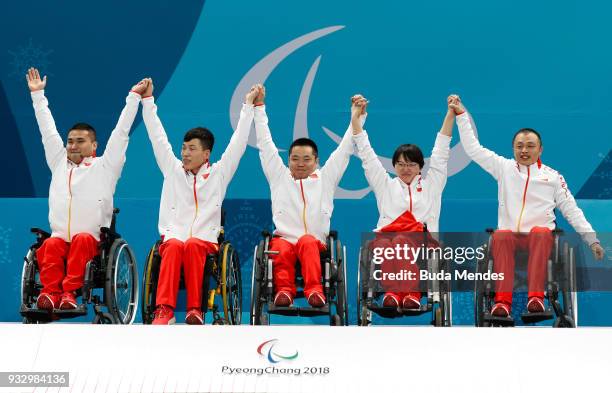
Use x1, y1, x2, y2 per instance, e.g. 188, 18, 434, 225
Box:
66, 129, 97, 164
288, 145, 319, 180
513, 131, 542, 166
181, 138, 210, 173
394, 159, 421, 184
392, 143, 424, 185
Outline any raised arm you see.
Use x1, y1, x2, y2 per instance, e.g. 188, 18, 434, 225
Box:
554, 174, 604, 259
253, 85, 289, 183
141, 79, 181, 176
320, 95, 365, 187
100, 79, 145, 176
351, 95, 390, 198
215, 85, 257, 187
450, 95, 509, 180
424, 97, 455, 193
27, 67, 65, 170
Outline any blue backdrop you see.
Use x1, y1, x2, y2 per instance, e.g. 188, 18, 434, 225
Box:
0, 0, 610, 324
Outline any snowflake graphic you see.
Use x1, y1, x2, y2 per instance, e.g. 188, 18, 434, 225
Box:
8, 38, 53, 79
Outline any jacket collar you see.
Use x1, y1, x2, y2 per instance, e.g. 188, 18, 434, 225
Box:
185, 161, 211, 177
68, 155, 94, 167
516, 158, 542, 174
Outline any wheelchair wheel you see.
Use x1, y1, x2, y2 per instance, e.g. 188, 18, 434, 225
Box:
141, 242, 161, 324
250, 241, 270, 326
555, 241, 577, 328
439, 257, 453, 327
92, 312, 116, 324
21, 249, 38, 309
333, 241, 349, 326
220, 242, 242, 325
105, 239, 139, 324
357, 245, 372, 327
474, 244, 492, 327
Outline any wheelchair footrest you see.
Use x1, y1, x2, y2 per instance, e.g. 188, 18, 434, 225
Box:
368, 304, 432, 318
53, 304, 88, 318
521, 310, 554, 324
20, 305, 55, 323
483, 313, 515, 327
268, 304, 330, 317
21, 304, 88, 322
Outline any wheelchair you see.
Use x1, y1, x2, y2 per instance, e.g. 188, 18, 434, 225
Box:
357, 228, 453, 327
141, 212, 242, 325
474, 228, 577, 327
249, 230, 349, 326
20, 208, 139, 324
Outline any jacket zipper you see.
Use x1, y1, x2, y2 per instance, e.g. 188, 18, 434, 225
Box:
408, 183, 413, 213
189, 175, 199, 237
67, 167, 75, 240
299, 179, 308, 234
516, 166, 531, 232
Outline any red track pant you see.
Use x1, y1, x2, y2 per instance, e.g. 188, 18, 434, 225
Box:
269, 235, 325, 299
36, 233, 99, 294
156, 238, 218, 310
492, 227, 553, 305
371, 232, 424, 300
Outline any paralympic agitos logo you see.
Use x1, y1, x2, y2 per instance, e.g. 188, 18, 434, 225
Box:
230, 26, 475, 199
257, 339, 299, 364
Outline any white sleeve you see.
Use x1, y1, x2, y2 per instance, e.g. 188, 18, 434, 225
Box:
100, 92, 141, 177
456, 112, 509, 180
214, 104, 254, 188
31, 90, 66, 170
424, 132, 452, 195
554, 172, 599, 245
352, 129, 390, 200
320, 123, 355, 189
141, 97, 182, 177
254, 105, 289, 184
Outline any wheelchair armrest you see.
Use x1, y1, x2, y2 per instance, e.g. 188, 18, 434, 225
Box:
100, 226, 120, 241
328, 230, 338, 240
261, 230, 272, 239
553, 228, 564, 235
30, 228, 51, 239
113, 208, 120, 214
485, 228, 495, 234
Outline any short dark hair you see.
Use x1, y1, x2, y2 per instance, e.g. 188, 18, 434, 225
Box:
289, 138, 318, 157
513, 127, 542, 146
183, 127, 214, 151
69, 122, 96, 141
392, 144, 425, 169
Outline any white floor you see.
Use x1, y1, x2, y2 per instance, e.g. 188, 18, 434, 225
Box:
0, 323, 610, 393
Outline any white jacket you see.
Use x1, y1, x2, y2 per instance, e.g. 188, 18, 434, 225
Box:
353, 130, 451, 233
142, 97, 254, 243
457, 112, 598, 245
254, 106, 354, 245
32, 90, 140, 241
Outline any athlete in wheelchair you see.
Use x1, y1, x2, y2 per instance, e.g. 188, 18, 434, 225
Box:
21, 209, 139, 324
475, 228, 580, 327
142, 208, 242, 325
20, 68, 143, 324
248, 85, 351, 325
451, 96, 605, 327
249, 230, 348, 326
138, 80, 256, 324
352, 95, 455, 326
